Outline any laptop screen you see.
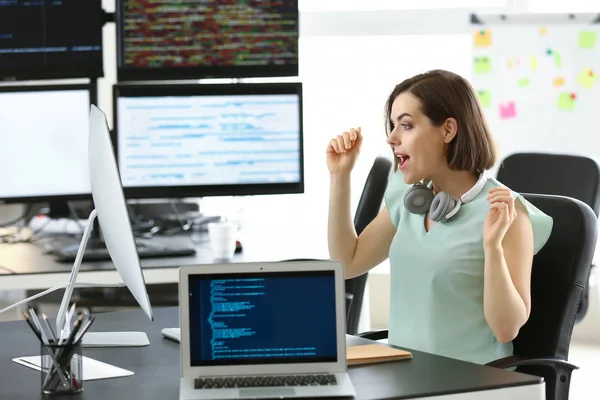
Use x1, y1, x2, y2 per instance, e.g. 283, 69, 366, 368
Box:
188, 270, 338, 366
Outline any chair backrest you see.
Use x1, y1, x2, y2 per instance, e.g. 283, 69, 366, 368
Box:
496, 152, 600, 217
497, 152, 600, 323
513, 193, 597, 360
345, 156, 392, 334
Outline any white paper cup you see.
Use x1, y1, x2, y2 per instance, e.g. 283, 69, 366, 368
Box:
208, 221, 237, 260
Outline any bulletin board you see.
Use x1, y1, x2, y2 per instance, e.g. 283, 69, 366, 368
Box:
469, 13, 600, 168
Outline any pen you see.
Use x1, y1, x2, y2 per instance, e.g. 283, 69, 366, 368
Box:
47, 314, 85, 390
22, 312, 43, 342
29, 309, 50, 345
59, 303, 76, 343
65, 314, 84, 346
23, 312, 70, 390
54, 313, 84, 372
74, 315, 95, 343
42, 313, 57, 343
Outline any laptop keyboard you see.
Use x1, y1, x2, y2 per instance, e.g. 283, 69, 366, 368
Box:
194, 374, 337, 389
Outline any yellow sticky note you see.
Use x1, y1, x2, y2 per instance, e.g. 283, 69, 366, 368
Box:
474, 56, 492, 74
577, 68, 597, 89
477, 90, 491, 107
474, 30, 492, 47
530, 56, 538, 71
578, 31, 596, 49
557, 93, 576, 111
517, 77, 530, 88
553, 77, 565, 87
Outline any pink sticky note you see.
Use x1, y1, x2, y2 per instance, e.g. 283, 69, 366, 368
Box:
499, 101, 516, 119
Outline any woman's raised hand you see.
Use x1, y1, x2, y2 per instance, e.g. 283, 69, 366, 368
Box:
326, 127, 363, 175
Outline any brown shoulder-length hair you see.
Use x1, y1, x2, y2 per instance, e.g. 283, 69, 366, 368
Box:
385, 69, 497, 172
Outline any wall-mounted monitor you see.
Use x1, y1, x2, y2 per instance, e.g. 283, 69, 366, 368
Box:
113, 81, 304, 199
116, 0, 299, 81
0, 0, 104, 81
0, 84, 93, 204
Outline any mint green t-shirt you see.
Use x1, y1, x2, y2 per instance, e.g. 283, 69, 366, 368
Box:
384, 169, 553, 365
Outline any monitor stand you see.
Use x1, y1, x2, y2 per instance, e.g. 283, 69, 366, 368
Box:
55, 209, 149, 347
0, 209, 150, 348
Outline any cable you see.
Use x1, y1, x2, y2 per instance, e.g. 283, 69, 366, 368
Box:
169, 199, 190, 233
66, 202, 85, 234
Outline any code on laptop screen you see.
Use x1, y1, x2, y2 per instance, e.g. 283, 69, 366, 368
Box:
188, 271, 337, 366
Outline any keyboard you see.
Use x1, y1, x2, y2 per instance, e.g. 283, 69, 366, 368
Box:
194, 374, 337, 389
54, 241, 196, 262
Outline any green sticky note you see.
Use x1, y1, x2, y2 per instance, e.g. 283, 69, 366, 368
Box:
477, 90, 491, 107
577, 68, 597, 88
517, 77, 530, 87
554, 51, 562, 68
474, 56, 492, 74
557, 93, 575, 111
578, 30, 597, 49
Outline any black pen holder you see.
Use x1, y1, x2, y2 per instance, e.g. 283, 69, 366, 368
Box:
40, 341, 83, 396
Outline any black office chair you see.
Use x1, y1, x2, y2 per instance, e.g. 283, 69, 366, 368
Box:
286, 156, 392, 334
496, 152, 600, 323
345, 156, 393, 334
358, 193, 598, 400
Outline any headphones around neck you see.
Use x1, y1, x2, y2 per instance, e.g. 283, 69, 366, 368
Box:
403, 174, 488, 222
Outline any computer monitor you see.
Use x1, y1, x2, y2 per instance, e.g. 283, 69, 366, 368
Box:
57, 104, 153, 347
0, 0, 104, 81
0, 84, 93, 207
115, 0, 299, 81
112, 82, 304, 199
0, 104, 153, 347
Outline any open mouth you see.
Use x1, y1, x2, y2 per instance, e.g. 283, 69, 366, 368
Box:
397, 154, 410, 168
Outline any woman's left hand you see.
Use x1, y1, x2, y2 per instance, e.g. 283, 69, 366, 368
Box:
483, 187, 517, 248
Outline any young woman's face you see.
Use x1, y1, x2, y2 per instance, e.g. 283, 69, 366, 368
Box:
386, 92, 450, 184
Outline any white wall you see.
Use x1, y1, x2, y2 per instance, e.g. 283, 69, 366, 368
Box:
5, 0, 600, 337
97, 0, 513, 275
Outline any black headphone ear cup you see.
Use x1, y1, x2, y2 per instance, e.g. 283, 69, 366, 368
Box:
404, 183, 434, 214
430, 192, 459, 222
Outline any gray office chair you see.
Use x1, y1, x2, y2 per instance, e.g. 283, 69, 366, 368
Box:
496, 152, 600, 323
358, 193, 598, 400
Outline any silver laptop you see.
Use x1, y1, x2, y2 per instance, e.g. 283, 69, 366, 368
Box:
178, 260, 356, 400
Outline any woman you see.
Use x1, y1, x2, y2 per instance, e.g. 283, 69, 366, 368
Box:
326, 69, 553, 365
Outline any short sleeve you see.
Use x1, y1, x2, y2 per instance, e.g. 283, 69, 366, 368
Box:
384, 170, 411, 228
513, 193, 554, 255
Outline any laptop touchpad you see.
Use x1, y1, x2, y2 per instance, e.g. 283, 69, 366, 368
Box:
238, 388, 296, 398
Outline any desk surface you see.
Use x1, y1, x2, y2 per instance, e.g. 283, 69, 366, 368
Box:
0, 221, 330, 290
0, 307, 543, 400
